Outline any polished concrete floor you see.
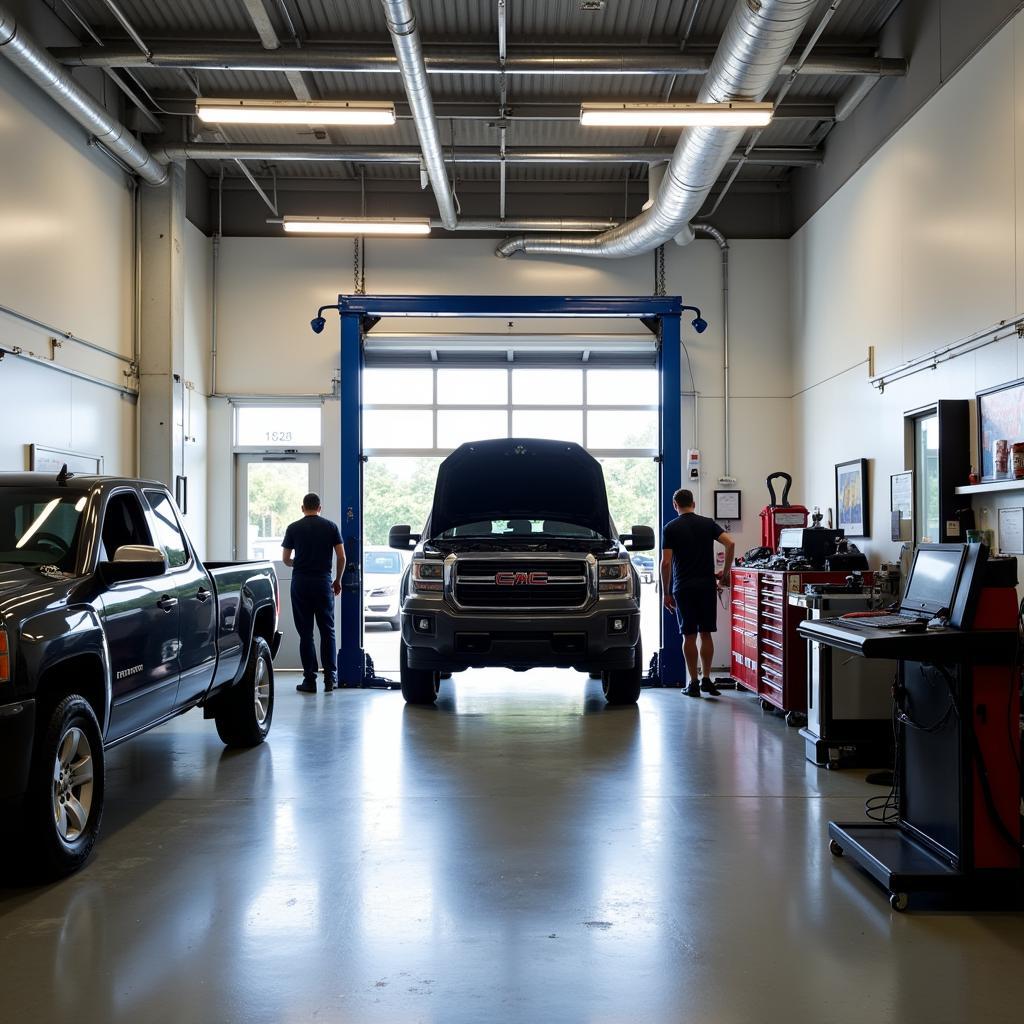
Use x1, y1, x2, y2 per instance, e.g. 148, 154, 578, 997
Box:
2, 671, 1023, 1024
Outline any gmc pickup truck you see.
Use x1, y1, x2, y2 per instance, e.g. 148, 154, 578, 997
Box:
389, 439, 654, 706
0, 471, 281, 877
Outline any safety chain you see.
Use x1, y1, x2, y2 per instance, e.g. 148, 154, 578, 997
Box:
353, 166, 366, 295
654, 245, 666, 296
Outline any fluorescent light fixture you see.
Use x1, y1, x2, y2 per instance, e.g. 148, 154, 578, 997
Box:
580, 101, 774, 128
196, 98, 396, 126
282, 216, 432, 236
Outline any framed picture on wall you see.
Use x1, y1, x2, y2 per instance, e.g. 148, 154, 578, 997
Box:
977, 377, 1024, 480
835, 458, 869, 537
890, 470, 913, 542
28, 444, 103, 476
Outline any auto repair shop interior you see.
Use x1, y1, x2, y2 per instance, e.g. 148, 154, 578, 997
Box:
1, 0, 1023, 1021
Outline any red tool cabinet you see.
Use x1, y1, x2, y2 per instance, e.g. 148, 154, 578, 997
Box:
730, 568, 873, 715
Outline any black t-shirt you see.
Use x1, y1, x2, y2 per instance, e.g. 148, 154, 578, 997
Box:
663, 512, 724, 592
282, 515, 342, 575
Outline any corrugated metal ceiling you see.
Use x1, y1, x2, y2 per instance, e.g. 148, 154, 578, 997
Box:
59, 0, 901, 192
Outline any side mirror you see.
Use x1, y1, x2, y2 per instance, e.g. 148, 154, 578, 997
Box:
98, 545, 167, 585
388, 525, 421, 551
620, 525, 655, 552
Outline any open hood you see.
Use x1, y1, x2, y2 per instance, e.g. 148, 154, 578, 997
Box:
428, 438, 612, 539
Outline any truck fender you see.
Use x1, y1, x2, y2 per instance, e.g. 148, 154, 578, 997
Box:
231, 572, 276, 687
18, 606, 112, 735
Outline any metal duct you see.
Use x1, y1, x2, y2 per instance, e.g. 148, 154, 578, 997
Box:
495, 0, 818, 259
151, 142, 822, 167
0, 4, 166, 186
379, 0, 456, 229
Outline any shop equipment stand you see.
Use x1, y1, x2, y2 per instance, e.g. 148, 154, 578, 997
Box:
800, 549, 1022, 910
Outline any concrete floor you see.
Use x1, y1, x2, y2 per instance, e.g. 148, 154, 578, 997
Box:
1, 672, 1022, 1024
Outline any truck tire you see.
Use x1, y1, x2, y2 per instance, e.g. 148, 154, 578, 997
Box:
400, 640, 440, 705
215, 636, 275, 747
602, 641, 643, 705
25, 694, 105, 878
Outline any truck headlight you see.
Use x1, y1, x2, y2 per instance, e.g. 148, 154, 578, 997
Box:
412, 561, 444, 593
0, 627, 9, 683
599, 561, 630, 593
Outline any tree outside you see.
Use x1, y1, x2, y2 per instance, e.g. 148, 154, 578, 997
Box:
247, 463, 310, 544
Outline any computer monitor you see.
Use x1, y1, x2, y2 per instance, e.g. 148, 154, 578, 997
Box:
901, 544, 968, 616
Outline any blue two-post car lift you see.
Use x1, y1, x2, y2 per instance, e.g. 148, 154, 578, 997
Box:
310, 293, 706, 689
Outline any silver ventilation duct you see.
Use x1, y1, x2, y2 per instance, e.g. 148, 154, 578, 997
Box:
0, 3, 166, 186
379, 0, 457, 230
495, 0, 817, 259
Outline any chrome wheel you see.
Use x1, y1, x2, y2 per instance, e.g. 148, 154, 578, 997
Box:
253, 657, 271, 726
52, 727, 94, 843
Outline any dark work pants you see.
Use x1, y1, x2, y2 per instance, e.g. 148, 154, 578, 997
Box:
291, 574, 337, 683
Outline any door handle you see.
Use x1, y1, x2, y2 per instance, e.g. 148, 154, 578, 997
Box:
196, 587, 212, 603
157, 595, 179, 612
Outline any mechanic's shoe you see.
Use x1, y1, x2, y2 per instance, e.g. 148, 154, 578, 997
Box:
295, 680, 317, 694
700, 677, 722, 696
323, 678, 336, 693
683, 681, 702, 698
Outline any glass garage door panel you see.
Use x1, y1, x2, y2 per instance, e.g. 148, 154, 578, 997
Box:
243, 461, 310, 561
511, 410, 583, 444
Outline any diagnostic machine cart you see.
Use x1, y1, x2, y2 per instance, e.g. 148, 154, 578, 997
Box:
799, 543, 1022, 910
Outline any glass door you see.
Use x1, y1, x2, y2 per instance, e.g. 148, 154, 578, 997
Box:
236, 453, 322, 670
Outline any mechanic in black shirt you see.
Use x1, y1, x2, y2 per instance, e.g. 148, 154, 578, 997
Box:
282, 493, 346, 694
660, 488, 735, 698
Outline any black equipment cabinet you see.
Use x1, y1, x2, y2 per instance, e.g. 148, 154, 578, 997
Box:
904, 399, 970, 544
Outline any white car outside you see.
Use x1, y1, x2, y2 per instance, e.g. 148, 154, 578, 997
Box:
364, 546, 406, 629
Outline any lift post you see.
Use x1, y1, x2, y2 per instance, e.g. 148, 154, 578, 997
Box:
326, 294, 694, 687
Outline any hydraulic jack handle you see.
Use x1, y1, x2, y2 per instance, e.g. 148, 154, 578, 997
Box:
766, 472, 793, 508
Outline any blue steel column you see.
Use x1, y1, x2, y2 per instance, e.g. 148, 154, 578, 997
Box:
658, 312, 685, 686
338, 307, 365, 686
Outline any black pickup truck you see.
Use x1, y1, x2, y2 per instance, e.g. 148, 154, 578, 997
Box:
389, 439, 654, 706
0, 472, 281, 876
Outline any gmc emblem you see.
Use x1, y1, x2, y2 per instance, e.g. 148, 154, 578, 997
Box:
495, 571, 548, 586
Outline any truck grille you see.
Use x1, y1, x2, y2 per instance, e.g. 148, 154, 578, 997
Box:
454, 559, 590, 609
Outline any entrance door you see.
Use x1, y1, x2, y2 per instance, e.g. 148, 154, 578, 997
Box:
236, 453, 322, 670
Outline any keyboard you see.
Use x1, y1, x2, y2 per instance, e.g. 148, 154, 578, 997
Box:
818, 614, 926, 631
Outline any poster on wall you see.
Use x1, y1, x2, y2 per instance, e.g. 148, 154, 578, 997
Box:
997, 507, 1024, 555
29, 445, 104, 476
977, 377, 1024, 480
835, 458, 869, 537
890, 471, 913, 542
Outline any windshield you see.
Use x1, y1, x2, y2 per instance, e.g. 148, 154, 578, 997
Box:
365, 551, 402, 574
0, 489, 86, 572
438, 519, 604, 540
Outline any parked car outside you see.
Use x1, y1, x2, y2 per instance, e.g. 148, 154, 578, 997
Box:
631, 552, 655, 584
363, 546, 406, 630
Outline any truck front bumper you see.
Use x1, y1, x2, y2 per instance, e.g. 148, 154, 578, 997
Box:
401, 597, 641, 673
0, 699, 36, 801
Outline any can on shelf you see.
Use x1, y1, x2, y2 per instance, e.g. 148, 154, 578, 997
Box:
994, 439, 1010, 475
1013, 442, 1024, 480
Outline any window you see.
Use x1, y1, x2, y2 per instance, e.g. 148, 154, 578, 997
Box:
364, 409, 434, 449
587, 410, 657, 450
235, 406, 321, 447
365, 550, 403, 574
101, 492, 152, 561
512, 369, 582, 405
511, 409, 583, 444
437, 409, 508, 448
587, 369, 657, 405
914, 413, 940, 543
145, 490, 190, 568
363, 368, 432, 405
437, 369, 508, 405
0, 490, 85, 572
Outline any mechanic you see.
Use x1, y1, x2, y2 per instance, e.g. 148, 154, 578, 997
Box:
282, 492, 346, 694
661, 488, 736, 698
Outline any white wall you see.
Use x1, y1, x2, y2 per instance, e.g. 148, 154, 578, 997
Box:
791, 11, 1024, 567
0, 19, 135, 475
211, 236, 792, 560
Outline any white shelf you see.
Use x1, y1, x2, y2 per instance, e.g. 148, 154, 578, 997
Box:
954, 479, 1024, 496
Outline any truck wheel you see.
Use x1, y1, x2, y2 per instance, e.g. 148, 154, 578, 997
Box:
25, 695, 105, 878
400, 640, 440, 705
602, 641, 642, 705
215, 636, 274, 747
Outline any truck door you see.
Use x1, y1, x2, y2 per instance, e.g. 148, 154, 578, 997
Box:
100, 490, 182, 741
143, 488, 217, 708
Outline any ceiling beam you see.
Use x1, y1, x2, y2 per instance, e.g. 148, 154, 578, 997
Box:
52, 42, 907, 78
156, 142, 823, 166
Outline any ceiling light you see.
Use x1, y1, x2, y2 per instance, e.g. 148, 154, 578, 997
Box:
580, 102, 774, 128
282, 216, 432, 236
196, 98, 396, 126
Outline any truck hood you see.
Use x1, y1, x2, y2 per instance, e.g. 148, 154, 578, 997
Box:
428, 438, 612, 539
0, 563, 72, 620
